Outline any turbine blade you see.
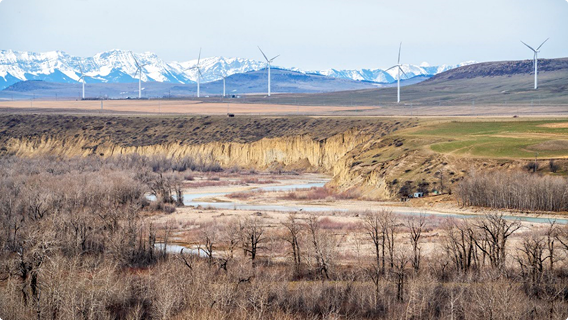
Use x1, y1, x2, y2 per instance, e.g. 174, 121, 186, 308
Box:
536, 38, 549, 51
398, 42, 402, 64
270, 55, 280, 62
385, 66, 397, 72
130, 51, 141, 68
520, 41, 536, 52
258, 46, 269, 62
197, 47, 202, 65
399, 66, 409, 79
78, 62, 84, 76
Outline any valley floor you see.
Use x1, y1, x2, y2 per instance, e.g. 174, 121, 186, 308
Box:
149, 172, 567, 257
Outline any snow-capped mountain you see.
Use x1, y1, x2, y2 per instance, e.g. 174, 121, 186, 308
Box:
310, 61, 476, 83
0, 49, 474, 90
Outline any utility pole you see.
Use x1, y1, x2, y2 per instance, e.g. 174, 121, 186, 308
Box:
534, 152, 538, 173
101, 100, 103, 113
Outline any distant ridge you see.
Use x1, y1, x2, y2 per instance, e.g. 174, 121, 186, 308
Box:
427, 57, 568, 81
227, 57, 568, 107
0, 49, 473, 90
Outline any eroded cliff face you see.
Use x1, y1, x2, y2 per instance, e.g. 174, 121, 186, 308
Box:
5, 129, 370, 172
0, 114, 421, 200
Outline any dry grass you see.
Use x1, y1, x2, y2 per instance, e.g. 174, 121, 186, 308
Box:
0, 99, 375, 114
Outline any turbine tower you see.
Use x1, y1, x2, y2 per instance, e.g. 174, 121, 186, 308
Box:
189, 48, 204, 98
386, 42, 408, 104
130, 52, 147, 99
521, 38, 549, 90
78, 63, 87, 100
221, 69, 228, 98
258, 47, 280, 97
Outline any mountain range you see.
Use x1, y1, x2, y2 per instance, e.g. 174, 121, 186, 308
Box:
0, 49, 474, 90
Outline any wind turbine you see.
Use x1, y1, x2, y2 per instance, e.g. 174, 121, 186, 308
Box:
386, 42, 408, 104
521, 38, 549, 90
130, 52, 147, 99
188, 48, 204, 98
258, 47, 279, 97
78, 63, 87, 99
221, 69, 228, 98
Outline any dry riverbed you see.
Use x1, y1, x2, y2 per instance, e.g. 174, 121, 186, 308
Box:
148, 172, 566, 261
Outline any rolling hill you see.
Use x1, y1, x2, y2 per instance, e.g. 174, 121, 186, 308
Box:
234, 57, 568, 107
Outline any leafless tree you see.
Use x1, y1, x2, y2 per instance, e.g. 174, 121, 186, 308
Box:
457, 170, 568, 212
199, 224, 216, 267
474, 213, 521, 271
516, 234, 546, 283
282, 213, 303, 275
407, 214, 426, 272
306, 214, 335, 280
442, 219, 479, 272
239, 217, 265, 268
392, 250, 409, 302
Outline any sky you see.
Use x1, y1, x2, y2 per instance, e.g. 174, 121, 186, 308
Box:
0, 0, 567, 70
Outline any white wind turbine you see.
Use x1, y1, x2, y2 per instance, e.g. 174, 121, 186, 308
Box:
521, 38, 549, 90
386, 42, 408, 104
78, 63, 88, 99
130, 52, 147, 99
258, 47, 279, 97
188, 48, 204, 98
221, 68, 228, 98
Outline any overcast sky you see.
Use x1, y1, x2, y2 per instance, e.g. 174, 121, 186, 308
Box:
1, 0, 567, 69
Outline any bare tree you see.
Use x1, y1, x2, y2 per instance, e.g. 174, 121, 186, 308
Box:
545, 220, 557, 272
282, 213, 303, 275
362, 211, 384, 295
381, 210, 398, 270
474, 213, 521, 270
306, 214, 335, 280
199, 225, 216, 267
442, 219, 479, 272
516, 234, 546, 283
407, 214, 426, 272
240, 217, 265, 268
362, 211, 384, 275
392, 250, 409, 302
457, 170, 568, 212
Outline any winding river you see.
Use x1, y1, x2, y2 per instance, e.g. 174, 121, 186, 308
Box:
177, 180, 567, 225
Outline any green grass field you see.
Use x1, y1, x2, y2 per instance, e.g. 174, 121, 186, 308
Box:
406, 120, 568, 159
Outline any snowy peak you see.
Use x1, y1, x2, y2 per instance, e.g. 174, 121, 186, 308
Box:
0, 49, 473, 90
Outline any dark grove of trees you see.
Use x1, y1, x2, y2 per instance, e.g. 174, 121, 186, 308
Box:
0, 156, 567, 320
457, 170, 568, 212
